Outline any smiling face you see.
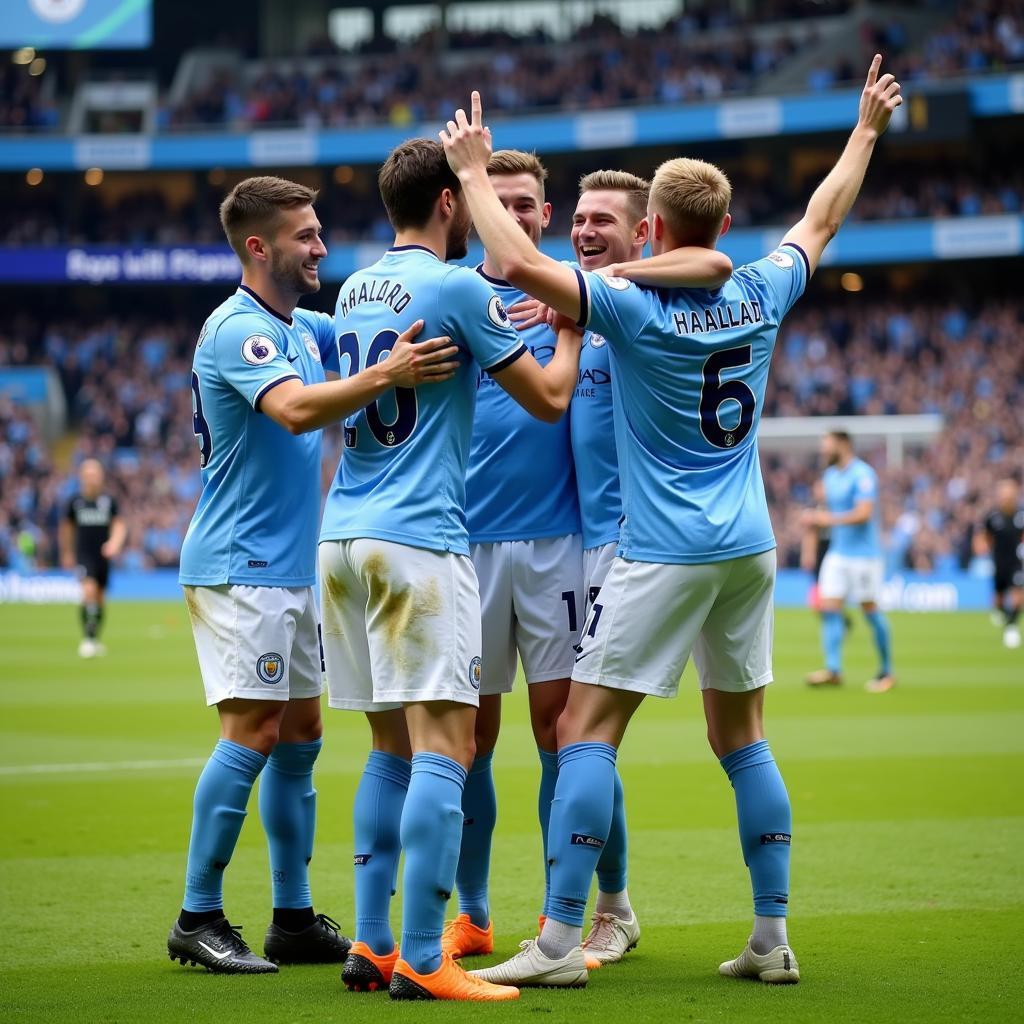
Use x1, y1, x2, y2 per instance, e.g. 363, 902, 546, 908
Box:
489, 172, 551, 249
263, 203, 327, 296
572, 189, 648, 270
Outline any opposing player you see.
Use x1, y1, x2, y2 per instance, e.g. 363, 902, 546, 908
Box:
59, 458, 125, 657
803, 430, 895, 692
170, 175, 457, 974
318, 138, 581, 1001
979, 478, 1023, 649
441, 54, 901, 987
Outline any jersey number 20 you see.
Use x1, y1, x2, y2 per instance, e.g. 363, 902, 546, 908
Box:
338, 329, 418, 447
699, 345, 756, 449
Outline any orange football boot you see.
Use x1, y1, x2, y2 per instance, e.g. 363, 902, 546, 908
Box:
389, 952, 519, 1001
441, 913, 494, 958
342, 941, 399, 992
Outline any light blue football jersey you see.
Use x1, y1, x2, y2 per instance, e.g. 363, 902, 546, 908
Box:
179, 286, 338, 587
571, 329, 620, 551
574, 242, 809, 564
320, 246, 526, 555
465, 269, 579, 543
824, 458, 882, 557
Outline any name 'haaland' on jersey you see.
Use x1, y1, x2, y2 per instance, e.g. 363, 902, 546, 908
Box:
337, 277, 413, 317
672, 299, 764, 336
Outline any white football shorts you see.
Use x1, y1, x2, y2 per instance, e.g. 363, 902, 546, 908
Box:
818, 551, 884, 605
582, 541, 617, 613
319, 538, 483, 712
183, 584, 323, 706
572, 550, 776, 697
471, 534, 584, 696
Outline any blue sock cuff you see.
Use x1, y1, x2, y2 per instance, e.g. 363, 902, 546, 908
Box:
720, 739, 773, 777
212, 738, 267, 779
411, 751, 467, 787
366, 750, 412, 788
538, 748, 559, 771
267, 739, 323, 775
469, 750, 494, 775
557, 741, 616, 770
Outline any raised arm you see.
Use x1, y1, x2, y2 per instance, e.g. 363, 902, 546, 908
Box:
260, 321, 458, 435
441, 93, 584, 322
783, 54, 901, 275
604, 247, 733, 288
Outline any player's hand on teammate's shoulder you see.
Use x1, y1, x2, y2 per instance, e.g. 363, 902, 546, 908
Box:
507, 297, 549, 331
440, 91, 493, 176
858, 54, 902, 138
383, 319, 461, 387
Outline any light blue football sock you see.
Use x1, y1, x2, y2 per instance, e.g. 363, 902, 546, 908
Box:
537, 748, 559, 917
545, 742, 617, 930
864, 609, 893, 675
456, 750, 495, 928
596, 768, 628, 895
400, 752, 466, 974
258, 739, 322, 910
720, 740, 791, 924
353, 750, 411, 955
822, 610, 845, 674
183, 739, 266, 913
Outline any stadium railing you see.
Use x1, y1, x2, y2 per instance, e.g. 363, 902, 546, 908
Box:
1, 73, 1021, 172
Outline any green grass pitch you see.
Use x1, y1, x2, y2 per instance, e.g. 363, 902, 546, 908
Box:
1, 601, 1021, 1023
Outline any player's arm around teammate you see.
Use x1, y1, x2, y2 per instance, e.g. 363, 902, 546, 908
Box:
170, 176, 456, 977
462, 59, 902, 990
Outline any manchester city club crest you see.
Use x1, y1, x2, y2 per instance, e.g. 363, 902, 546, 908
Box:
468, 656, 482, 690
256, 652, 284, 684
303, 333, 321, 361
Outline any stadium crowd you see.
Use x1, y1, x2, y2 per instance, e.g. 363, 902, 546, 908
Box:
2, 295, 1020, 577
4, 165, 1021, 246
4, 1, 1022, 132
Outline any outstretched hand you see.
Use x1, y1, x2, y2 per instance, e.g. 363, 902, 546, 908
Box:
858, 53, 902, 138
439, 91, 493, 177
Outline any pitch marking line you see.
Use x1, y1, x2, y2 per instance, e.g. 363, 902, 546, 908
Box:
0, 757, 206, 776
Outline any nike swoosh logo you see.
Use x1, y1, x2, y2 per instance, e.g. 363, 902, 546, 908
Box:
287, 354, 300, 363
197, 941, 230, 960
574, 650, 593, 663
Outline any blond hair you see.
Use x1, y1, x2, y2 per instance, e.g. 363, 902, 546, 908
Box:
649, 158, 731, 245
487, 149, 548, 196
579, 169, 650, 224
219, 176, 319, 262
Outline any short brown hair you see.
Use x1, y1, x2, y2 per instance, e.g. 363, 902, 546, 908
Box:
649, 158, 731, 245
219, 176, 318, 262
378, 138, 461, 230
579, 169, 650, 223
487, 149, 548, 197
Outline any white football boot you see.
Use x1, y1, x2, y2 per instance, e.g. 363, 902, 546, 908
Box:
470, 939, 588, 988
581, 911, 640, 968
720, 939, 799, 984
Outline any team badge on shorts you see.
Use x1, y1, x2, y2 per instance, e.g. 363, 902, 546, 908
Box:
256, 652, 285, 684
242, 334, 278, 365
468, 656, 482, 690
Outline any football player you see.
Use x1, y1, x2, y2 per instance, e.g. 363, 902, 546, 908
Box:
442, 55, 901, 988
170, 175, 457, 974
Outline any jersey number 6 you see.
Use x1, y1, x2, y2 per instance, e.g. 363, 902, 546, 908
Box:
699, 345, 756, 450
338, 329, 419, 447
